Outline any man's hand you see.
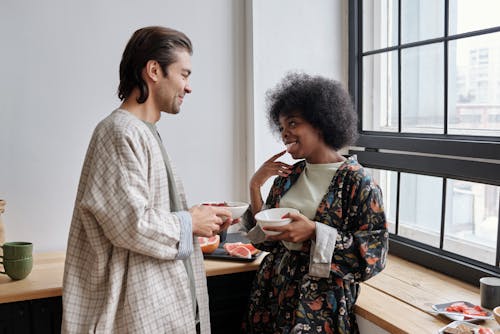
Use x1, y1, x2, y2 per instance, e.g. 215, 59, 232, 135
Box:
189, 205, 233, 237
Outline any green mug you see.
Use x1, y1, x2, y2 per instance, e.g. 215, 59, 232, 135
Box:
0, 257, 33, 280
0, 241, 33, 260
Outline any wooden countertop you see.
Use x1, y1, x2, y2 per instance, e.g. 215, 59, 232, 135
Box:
0, 251, 264, 304
356, 255, 500, 333
1, 252, 499, 333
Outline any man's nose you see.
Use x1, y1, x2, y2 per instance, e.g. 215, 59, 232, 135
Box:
185, 84, 192, 94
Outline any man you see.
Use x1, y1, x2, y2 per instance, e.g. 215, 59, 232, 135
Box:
62, 26, 231, 334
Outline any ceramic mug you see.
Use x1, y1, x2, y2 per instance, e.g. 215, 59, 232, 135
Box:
480, 277, 500, 310
0, 241, 33, 260
0, 257, 33, 280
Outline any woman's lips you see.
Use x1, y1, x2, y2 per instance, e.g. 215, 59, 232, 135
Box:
285, 142, 297, 152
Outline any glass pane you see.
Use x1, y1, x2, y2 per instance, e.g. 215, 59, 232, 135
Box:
363, 0, 398, 52
449, 0, 500, 35
401, 43, 444, 133
444, 180, 499, 265
401, 0, 444, 44
398, 173, 443, 247
448, 32, 500, 136
366, 168, 398, 234
362, 51, 398, 132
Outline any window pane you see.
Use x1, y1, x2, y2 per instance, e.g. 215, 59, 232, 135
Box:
448, 32, 500, 136
401, 0, 444, 44
366, 168, 398, 233
362, 51, 398, 131
363, 0, 398, 52
449, 0, 500, 35
401, 43, 444, 133
444, 180, 499, 265
398, 173, 443, 247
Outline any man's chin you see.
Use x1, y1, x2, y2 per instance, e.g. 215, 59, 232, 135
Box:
161, 109, 180, 115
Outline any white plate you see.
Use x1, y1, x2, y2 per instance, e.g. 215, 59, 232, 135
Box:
438, 320, 493, 334
432, 301, 493, 322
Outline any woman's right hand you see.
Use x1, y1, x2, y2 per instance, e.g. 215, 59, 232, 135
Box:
249, 150, 293, 214
250, 150, 293, 188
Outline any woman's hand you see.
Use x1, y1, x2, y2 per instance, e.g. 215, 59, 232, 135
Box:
250, 150, 293, 189
263, 212, 316, 243
250, 150, 293, 214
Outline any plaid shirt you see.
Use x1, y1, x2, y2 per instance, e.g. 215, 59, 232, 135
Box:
62, 109, 209, 333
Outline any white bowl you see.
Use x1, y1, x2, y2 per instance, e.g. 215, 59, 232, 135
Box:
202, 201, 249, 219
255, 208, 299, 236
494, 306, 500, 325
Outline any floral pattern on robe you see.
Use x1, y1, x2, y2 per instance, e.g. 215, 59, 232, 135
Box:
243, 156, 388, 334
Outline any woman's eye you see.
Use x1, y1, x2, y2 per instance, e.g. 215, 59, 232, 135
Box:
278, 126, 284, 132
289, 121, 296, 127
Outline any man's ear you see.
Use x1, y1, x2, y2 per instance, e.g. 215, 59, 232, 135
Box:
144, 60, 161, 83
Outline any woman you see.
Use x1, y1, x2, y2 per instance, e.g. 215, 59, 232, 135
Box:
242, 73, 388, 334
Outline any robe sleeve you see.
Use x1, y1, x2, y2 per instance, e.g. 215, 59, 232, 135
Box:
78, 124, 187, 260
329, 178, 389, 281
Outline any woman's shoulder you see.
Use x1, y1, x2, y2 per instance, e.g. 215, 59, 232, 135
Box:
338, 155, 375, 185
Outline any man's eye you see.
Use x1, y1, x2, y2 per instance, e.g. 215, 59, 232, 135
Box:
289, 121, 296, 127
278, 126, 284, 132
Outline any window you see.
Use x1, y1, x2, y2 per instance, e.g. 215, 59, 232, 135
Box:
349, 0, 500, 285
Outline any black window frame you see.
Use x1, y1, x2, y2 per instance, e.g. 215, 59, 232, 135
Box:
349, 0, 500, 286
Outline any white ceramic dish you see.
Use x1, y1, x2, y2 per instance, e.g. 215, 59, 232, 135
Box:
493, 306, 500, 325
431, 301, 493, 322
202, 201, 249, 219
437, 320, 493, 334
255, 208, 300, 236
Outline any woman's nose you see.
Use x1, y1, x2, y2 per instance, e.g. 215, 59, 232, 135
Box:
281, 130, 288, 141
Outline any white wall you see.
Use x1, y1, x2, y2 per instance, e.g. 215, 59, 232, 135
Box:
0, 0, 246, 252
247, 0, 349, 196
0, 0, 347, 252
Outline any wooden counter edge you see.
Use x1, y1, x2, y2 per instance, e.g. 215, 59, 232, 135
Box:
3, 251, 497, 333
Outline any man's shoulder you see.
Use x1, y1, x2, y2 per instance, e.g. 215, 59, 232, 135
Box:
95, 109, 147, 137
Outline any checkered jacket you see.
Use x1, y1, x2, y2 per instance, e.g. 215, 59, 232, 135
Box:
62, 109, 209, 333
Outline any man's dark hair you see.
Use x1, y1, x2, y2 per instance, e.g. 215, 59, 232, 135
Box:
266, 72, 358, 150
118, 26, 193, 103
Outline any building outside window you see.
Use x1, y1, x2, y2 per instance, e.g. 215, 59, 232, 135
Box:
349, 0, 500, 285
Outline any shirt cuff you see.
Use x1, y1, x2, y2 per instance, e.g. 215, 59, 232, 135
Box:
246, 224, 267, 244
309, 222, 338, 278
173, 211, 193, 260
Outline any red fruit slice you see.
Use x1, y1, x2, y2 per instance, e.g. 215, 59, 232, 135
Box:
223, 242, 243, 253
228, 245, 252, 259
198, 235, 220, 254
244, 244, 259, 255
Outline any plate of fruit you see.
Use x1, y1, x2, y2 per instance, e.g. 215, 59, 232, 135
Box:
198, 232, 261, 262
432, 301, 493, 321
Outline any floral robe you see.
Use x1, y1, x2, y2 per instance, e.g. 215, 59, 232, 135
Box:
242, 156, 388, 334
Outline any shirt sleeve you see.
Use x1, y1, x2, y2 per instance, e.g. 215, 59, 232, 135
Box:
309, 222, 338, 278
173, 211, 194, 259
328, 181, 389, 281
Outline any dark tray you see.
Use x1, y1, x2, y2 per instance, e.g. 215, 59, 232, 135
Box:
203, 232, 262, 262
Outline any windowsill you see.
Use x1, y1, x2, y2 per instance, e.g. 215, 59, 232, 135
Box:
357, 254, 500, 333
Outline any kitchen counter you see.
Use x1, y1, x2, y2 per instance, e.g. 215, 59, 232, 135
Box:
0, 251, 264, 304
2, 252, 499, 333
